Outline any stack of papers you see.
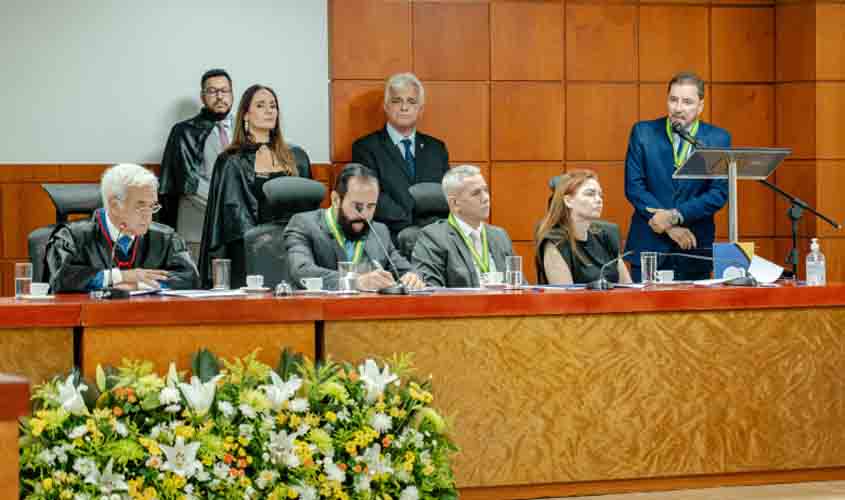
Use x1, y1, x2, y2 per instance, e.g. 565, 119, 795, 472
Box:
159, 289, 248, 298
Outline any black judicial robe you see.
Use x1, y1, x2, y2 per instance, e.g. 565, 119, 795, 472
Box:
197, 145, 311, 289
45, 213, 199, 293
157, 109, 218, 229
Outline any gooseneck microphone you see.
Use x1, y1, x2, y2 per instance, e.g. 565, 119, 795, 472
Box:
353, 207, 408, 295
102, 224, 130, 300
587, 251, 632, 290
672, 121, 704, 148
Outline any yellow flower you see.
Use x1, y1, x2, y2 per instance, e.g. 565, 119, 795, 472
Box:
238, 435, 250, 446
30, 418, 46, 436
423, 463, 435, 476
345, 442, 357, 455
304, 413, 321, 427
324, 411, 337, 423
60, 490, 73, 499
42, 478, 54, 491
288, 488, 300, 498
139, 437, 162, 456
277, 413, 289, 425
289, 414, 301, 428
175, 425, 195, 439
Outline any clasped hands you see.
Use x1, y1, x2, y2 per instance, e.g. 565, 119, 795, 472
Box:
357, 270, 424, 290
114, 268, 170, 290
646, 208, 697, 250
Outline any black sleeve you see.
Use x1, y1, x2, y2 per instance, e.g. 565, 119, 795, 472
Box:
161, 231, 200, 290
45, 225, 101, 293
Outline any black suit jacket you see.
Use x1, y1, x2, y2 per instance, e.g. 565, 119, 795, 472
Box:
352, 126, 449, 236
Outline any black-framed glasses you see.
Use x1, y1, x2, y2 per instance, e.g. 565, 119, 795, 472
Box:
203, 87, 232, 97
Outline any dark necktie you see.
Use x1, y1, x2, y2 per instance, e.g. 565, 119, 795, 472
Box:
400, 138, 415, 179
117, 235, 132, 256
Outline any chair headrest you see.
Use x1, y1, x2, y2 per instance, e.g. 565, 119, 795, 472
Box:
42, 184, 102, 218
262, 176, 326, 214
409, 182, 449, 217
549, 175, 563, 191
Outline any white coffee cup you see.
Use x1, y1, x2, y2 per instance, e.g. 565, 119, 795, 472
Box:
656, 270, 675, 283
29, 282, 50, 296
300, 277, 323, 291
246, 275, 264, 289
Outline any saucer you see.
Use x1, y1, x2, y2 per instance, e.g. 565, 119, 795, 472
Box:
19, 294, 54, 300
240, 286, 270, 293
481, 283, 507, 290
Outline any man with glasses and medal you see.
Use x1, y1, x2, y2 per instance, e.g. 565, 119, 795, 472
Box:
412, 165, 515, 288
623, 72, 731, 281
284, 164, 424, 291
45, 164, 199, 293
158, 68, 234, 259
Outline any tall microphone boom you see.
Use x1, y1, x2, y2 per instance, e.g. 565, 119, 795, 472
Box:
587, 251, 632, 290
355, 208, 408, 295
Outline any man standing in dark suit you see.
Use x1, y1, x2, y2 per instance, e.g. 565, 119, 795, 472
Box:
412, 165, 515, 288
352, 72, 450, 254
624, 72, 731, 281
284, 164, 424, 291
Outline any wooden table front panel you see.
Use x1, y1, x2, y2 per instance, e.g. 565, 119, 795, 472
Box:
81, 322, 316, 377
0, 327, 73, 386
324, 307, 845, 488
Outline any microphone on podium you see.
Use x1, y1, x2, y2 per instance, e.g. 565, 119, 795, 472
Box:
672, 121, 704, 148
353, 205, 407, 295
587, 251, 632, 290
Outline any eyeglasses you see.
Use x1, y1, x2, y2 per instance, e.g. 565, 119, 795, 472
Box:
387, 97, 420, 107
135, 203, 162, 215
203, 87, 232, 97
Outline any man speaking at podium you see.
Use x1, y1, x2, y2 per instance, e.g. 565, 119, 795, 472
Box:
623, 72, 731, 281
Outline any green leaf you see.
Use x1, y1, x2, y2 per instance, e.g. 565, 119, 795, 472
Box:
276, 348, 304, 380
95, 365, 107, 393
191, 348, 220, 382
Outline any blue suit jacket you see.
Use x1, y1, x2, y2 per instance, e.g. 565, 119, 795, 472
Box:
623, 117, 731, 274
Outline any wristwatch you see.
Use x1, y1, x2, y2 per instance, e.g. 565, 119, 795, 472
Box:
670, 209, 683, 225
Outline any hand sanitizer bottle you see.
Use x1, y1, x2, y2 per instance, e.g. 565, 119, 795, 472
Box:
805, 238, 826, 286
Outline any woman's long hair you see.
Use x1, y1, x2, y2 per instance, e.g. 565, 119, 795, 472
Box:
535, 169, 598, 265
227, 84, 296, 175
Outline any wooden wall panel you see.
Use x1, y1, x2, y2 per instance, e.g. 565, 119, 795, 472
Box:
639, 83, 712, 123
329, 0, 411, 79
714, 178, 776, 239
816, 83, 845, 160
775, 4, 816, 82
815, 4, 844, 81
491, 83, 563, 161
1, 183, 55, 260
816, 161, 845, 238
711, 84, 775, 147
512, 240, 538, 284
775, 83, 816, 159
712, 7, 775, 82
569, 162, 631, 242
330, 81, 385, 162
417, 82, 490, 162
413, 2, 490, 81
565, 4, 637, 82
489, 162, 564, 242
773, 161, 817, 238
490, 1, 563, 81
566, 84, 638, 161
639, 6, 710, 82
816, 238, 845, 284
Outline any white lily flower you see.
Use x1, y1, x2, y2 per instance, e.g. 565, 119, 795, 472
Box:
324, 458, 346, 483
68, 424, 88, 439
399, 485, 420, 500
360, 443, 393, 477
83, 459, 128, 494
261, 372, 302, 410
56, 374, 89, 415
370, 412, 392, 434
292, 485, 317, 500
357, 359, 399, 402
159, 437, 202, 478
178, 375, 221, 415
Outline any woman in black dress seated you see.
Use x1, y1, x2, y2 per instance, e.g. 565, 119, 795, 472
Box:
199, 84, 311, 288
535, 169, 632, 285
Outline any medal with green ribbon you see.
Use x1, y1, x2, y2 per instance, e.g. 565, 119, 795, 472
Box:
448, 213, 490, 273
666, 118, 700, 169
325, 208, 364, 263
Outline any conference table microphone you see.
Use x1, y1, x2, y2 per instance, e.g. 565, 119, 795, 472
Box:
672, 121, 705, 148
101, 225, 130, 300
353, 206, 407, 295
587, 251, 632, 290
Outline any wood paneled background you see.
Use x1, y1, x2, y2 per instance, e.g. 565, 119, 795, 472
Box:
1, 0, 842, 294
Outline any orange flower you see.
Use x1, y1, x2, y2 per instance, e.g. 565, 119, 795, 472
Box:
338, 463, 348, 471
112, 406, 124, 417
353, 465, 362, 473
348, 372, 359, 382
382, 436, 392, 448
229, 468, 239, 477
237, 458, 247, 469
224, 454, 234, 465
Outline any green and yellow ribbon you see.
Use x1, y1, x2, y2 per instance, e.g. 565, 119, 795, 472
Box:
448, 213, 490, 274
325, 208, 364, 263
666, 118, 700, 169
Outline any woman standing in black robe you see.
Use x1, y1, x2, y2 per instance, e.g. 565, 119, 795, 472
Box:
198, 84, 311, 288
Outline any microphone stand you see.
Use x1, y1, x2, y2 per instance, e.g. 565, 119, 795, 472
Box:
587, 251, 632, 290
101, 227, 130, 299
756, 179, 841, 279
356, 210, 407, 295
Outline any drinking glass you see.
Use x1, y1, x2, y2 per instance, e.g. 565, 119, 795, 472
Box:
212, 258, 231, 289
504, 256, 523, 290
15, 262, 32, 298
640, 252, 658, 284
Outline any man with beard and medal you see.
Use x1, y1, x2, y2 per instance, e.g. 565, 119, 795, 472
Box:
624, 72, 731, 281
158, 68, 234, 259
284, 164, 424, 291
45, 163, 199, 293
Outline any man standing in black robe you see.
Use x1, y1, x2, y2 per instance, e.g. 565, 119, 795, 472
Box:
158, 68, 234, 259
46, 164, 198, 293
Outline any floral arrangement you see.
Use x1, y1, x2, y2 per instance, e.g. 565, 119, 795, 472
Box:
19, 350, 458, 500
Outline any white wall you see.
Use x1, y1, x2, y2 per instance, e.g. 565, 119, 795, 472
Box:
1, 1, 329, 164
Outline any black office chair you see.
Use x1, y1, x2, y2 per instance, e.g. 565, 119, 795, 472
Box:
397, 182, 449, 258
28, 184, 103, 282
244, 176, 326, 289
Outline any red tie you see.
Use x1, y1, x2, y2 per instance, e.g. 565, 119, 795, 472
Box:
218, 123, 229, 148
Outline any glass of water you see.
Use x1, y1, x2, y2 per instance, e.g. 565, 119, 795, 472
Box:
640, 251, 658, 284
15, 262, 33, 298
504, 255, 523, 290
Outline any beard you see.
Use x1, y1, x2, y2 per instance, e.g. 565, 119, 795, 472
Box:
201, 104, 231, 122
337, 206, 370, 241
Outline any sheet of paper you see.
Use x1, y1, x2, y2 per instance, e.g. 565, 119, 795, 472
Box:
693, 278, 732, 286
159, 289, 248, 298
748, 255, 784, 284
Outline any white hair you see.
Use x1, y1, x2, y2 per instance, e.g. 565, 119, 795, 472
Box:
442, 164, 481, 198
384, 72, 425, 106
101, 163, 158, 207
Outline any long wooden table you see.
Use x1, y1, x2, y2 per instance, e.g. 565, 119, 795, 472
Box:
2, 284, 845, 499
